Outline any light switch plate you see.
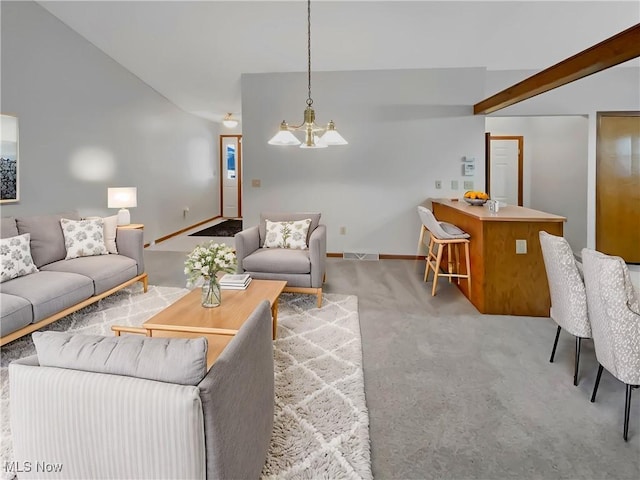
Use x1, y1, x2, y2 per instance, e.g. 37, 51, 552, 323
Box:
435, 180, 442, 189
451, 180, 458, 190
516, 239, 527, 254
251, 179, 261, 188
463, 180, 474, 190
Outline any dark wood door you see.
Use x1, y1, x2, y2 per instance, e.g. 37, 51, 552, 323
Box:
596, 112, 640, 263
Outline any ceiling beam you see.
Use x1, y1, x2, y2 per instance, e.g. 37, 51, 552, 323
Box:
474, 23, 640, 115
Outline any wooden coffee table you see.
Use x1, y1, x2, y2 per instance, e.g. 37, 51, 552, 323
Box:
114, 279, 286, 368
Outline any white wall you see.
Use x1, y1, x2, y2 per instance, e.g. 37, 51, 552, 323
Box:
0, 1, 220, 244
486, 116, 589, 252
241, 68, 486, 255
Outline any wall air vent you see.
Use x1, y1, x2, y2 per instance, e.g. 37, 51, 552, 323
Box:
342, 252, 380, 261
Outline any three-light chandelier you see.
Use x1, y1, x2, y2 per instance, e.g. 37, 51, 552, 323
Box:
268, 0, 348, 149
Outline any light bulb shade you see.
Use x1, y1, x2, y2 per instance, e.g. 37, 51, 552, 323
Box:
321, 128, 348, 145
300, 135, 328, 149
222, 113, 239, 128
108, 187, 137, 208
268, 129, 301, 146
320, 120, 348, 145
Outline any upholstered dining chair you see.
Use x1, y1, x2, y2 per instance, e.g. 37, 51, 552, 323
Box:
539, 231, 591, 386
417, 206, 471, 296
582, 248, 640, 441
235, 212, 326, 307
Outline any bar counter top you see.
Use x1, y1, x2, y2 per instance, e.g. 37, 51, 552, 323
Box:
431, 199, 566, 222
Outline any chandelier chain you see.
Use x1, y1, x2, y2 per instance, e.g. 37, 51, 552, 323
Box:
306, 0, 313, 107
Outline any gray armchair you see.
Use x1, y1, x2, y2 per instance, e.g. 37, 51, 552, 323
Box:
10, 301, 275, 479
235, 212, 326, 307
582, 248, 640, 441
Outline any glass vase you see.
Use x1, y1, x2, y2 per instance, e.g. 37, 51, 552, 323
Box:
201, 276, 221, 308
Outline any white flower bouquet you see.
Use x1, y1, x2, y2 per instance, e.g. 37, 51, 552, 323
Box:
184, 241, 236, 287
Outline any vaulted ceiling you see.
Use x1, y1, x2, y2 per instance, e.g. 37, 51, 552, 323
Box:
37, 1, 639, 123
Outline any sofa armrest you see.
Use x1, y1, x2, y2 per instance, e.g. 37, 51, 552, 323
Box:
234, 225, 260, 273
10, 362, 206, 479
198, 300, 274, 480
309, 224, 327, 288
116, 228, 145, 275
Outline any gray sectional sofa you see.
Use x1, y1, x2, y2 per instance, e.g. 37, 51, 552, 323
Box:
10, 300, 275, 479
1, 212, 147, 346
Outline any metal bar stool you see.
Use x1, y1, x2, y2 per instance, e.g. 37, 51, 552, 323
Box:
417, 206, 471, 296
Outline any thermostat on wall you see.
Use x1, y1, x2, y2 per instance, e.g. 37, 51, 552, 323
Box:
462, 163, 475, 176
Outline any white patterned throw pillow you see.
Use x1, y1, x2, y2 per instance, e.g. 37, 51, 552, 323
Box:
264, 218, 312, 250
1, 233, 39, 282
60, 218, 109, 259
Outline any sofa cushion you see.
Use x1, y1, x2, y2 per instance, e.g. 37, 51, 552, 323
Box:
1, 217, 18, 239
263, 218, 312, 250
0, 271, 93, 323
242, 247, 311, 274
16, 212, 81, 267
1, 233, 39, 282
259, 212, 320, 248
60, 218, 109, 259
41, 255, 138, 295
32, 331, 208, 386
102, 215, 119, 254
0, 292, 33, 336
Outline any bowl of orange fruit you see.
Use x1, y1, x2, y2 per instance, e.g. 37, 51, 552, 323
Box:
463, 190, 489, 206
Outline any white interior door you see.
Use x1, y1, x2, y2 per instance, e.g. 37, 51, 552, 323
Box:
220, 135, 241, 218
490, 138, 521, 206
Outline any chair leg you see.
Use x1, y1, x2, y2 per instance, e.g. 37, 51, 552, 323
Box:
550, 325, 561, 363
624, 384, 633, 441
432, 243, 444, 296
454, 244, 460, 284
591, 364, 604, 403
417, 225, 426, 254
574, 336, 582, 386
447, 244, 454, 283
424, 237, 435, 282
464, 242, 471, 295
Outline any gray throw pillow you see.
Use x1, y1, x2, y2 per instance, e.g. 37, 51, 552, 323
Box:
32, 331, 208, 386
16, 212, 81, 267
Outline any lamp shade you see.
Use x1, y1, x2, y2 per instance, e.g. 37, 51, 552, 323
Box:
107, 187, 137, 208
299, 135, 328, 149
320, 128, 348, 145
222, 113, 239, 128
268, 129, 302, 146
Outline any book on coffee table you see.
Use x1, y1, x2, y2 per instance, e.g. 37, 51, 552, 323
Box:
220, 278, 252, 290
219, 273, 251, 289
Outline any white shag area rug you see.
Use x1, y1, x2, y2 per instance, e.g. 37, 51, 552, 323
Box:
0, 284, 372, 480
263, 293, 372, 480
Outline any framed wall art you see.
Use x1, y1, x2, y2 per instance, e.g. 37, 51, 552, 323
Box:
1, 114, 19, 203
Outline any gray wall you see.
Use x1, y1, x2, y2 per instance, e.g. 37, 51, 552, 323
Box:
241, 68, 486, 255
0, 1, 220, 244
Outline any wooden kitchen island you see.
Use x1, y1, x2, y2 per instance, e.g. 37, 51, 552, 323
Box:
431, 199, 565, 317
